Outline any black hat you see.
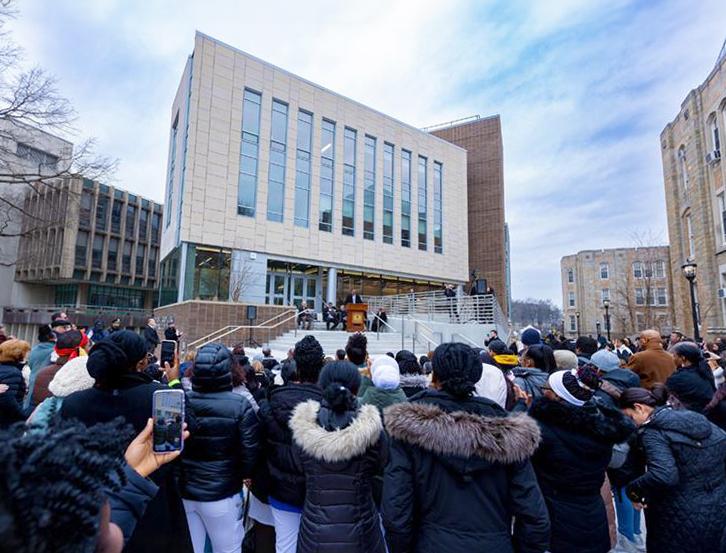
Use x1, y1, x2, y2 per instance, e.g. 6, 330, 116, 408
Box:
50, 319, 72, 329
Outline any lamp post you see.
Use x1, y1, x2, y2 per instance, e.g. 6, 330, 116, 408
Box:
576, 311, 581, 337
681, 261, 701, 343
603, 298, 611, 342
596, 321, 601, 337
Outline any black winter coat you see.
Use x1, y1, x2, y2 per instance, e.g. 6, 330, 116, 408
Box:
258, 383, 322, 507
529, 398, 635, 553
143, 325, 160, 352
290, 399, 387, 553
109, 465, 160, 545
61, 372, 193, 553
0, 362, 27, 428
627, 407, 726, 553
181, 392, 259, 501
399, 373, 429, 398
382, 389, 550, 553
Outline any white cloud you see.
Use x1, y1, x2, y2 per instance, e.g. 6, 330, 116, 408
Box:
7, 0, 726, 306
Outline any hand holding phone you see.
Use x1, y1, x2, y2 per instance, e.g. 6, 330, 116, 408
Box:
126, 418, 190, 477
160, 340, 177, 367
152, 389, 185, 453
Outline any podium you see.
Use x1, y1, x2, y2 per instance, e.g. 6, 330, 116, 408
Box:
346, 303, 368, 332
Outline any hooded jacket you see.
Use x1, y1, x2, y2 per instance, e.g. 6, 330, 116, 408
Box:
359, 385, 407, 415
529, 398, 635, 553
30, 356, 94, 429
512, 367, 548, 400
0, 361, 26, 427
180, 344, 260, 502
627, 407, 726, 553
399, 373, 429, 398
382, 389, 549, 553
290, 399, 387, 553
257, 382, 322, 507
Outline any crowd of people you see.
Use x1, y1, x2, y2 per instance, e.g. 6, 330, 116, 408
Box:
1, 312, 726, 553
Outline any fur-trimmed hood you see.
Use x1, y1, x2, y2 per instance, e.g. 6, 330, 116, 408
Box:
529, 396, 635, 444
290, 400, 383, 463
47, 356, 94, 398
384, 401, 541, 465
399, 373, 429, 389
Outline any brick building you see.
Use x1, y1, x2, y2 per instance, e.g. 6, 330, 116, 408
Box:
431, 116, 509, 315
661, 40, 726, 338
561, 247, 675, 338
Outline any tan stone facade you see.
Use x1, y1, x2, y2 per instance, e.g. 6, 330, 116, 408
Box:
661, 45, 726, 338
161, 31, 469, 308
431, 116, 508, 314
561, 247, 675, 338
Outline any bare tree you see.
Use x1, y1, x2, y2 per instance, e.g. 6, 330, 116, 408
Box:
511, 298, 563, 331
0, 0, 116, 266
230, 260, 255, 302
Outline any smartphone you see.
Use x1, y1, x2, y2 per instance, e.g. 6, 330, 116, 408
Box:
160, 339, 177, 367
152, 389, 185, 453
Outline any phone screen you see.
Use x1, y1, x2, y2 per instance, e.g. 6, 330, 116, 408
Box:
152, 389, 185, 453
160, 340, 177, 367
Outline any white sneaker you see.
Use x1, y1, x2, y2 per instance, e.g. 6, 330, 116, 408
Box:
632, 534, 646, 552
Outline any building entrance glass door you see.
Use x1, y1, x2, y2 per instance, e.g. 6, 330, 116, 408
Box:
290, 275, 317, 310
265, 272, 318, 310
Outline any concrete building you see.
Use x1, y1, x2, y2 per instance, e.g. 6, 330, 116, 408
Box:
3, 177, 162, 341
0, 120, 73, 307
561, 247, 675, 338
661, 39, 726, 338
160, 32, 472, 311
430, 116, 510, 315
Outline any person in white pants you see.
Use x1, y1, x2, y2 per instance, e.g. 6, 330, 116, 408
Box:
184, 495, 243, 553
269, 502, 302, 553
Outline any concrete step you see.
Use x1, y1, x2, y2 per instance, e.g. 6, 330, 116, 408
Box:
268, 329, 408, 356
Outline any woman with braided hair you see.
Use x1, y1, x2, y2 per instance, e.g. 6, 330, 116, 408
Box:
0, 416, 188, 552
60, 330, 194, 553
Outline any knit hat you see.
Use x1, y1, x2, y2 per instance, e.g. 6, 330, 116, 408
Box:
547, 367, 599, 406
474, 363, 507, 408
371, 355, 401, 390
54, 330, 88, 360
590, 349, 620, 373
554, 349, 578, 371
521, 327, 542, 346
48, 356, 94, 398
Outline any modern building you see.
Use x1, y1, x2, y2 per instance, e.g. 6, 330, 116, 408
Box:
430, 115, 510, 315
561, 247, 675, 338
2, 177, 163, 340
159, 32, 472, 311
0, 120, 73, 308
661, 39, 726, 338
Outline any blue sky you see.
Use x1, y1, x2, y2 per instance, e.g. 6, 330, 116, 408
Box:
8, 0, 726, 305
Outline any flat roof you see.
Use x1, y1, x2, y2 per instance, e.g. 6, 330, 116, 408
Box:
194, 31, 467, 154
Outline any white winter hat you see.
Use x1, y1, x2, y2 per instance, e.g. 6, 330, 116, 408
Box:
48, 356, 94, 398
370, 356, 401, 390
474, 363, 507, 408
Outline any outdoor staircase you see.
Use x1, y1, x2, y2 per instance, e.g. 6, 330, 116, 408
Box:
267, 329, 408, 357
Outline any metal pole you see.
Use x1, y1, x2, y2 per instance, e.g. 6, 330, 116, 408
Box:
576, 313, 581, 337
688, 278, 701, 343
605, 305, 611, 342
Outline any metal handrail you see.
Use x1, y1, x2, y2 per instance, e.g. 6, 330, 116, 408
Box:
412, 319, 439, 354
370, 312, 397, 341
451, 332, 481, 349
187, 309, 296, 349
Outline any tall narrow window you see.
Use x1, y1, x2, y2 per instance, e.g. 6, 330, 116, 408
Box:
139, 209, 148, 241
111, 200, 122, 234
238, 89, 261, 217
294, 110, 313, 227
633, 261, 643, 279
75, 231, 88, 266
363, 135, 376, 240
92, 235, 103, 269
122, 242, 132, 273
136, 244, 146, 277
601, 288, 610, 302
712, 117, 721, 153
319, 119, 335, 232
719, 193, 726, 244
657, 287, 668, 306
635, 288, 645, 306
686, 214, 695, 259
569, 315, 576, 332
267, 100, 288, 222
567, 268, 574, 283
166, 114, 178, 228
568, 291, 575, 307
678, 146, 689, 192
382, 143, 394, 244
401, 150, 411, 247
600, 262, 609, 279
654, 260, 665, 279
342, 127, 356, 236
433, 161, 443, 254
125, 205, 136, 239
418, 155, 427, 250
96, 196, 108, 232
108, 238, 118, 271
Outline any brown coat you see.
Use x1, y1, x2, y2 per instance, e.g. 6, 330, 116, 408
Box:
30, 360, 66, 409
625, 345, 676, 389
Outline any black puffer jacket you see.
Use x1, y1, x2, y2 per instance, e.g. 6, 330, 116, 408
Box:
0, 362, 27, 428
290, 399, 386, 553
382, 389, 549, 553
529, 398, 635, 553
258, 382, 322, 507
180, 343, 260, 502
627, 407, 726, 553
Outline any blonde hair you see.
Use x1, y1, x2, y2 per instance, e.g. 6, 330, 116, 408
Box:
0, 339, 31, 363
184, 350, 196, 362
252, 360, 264, 373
